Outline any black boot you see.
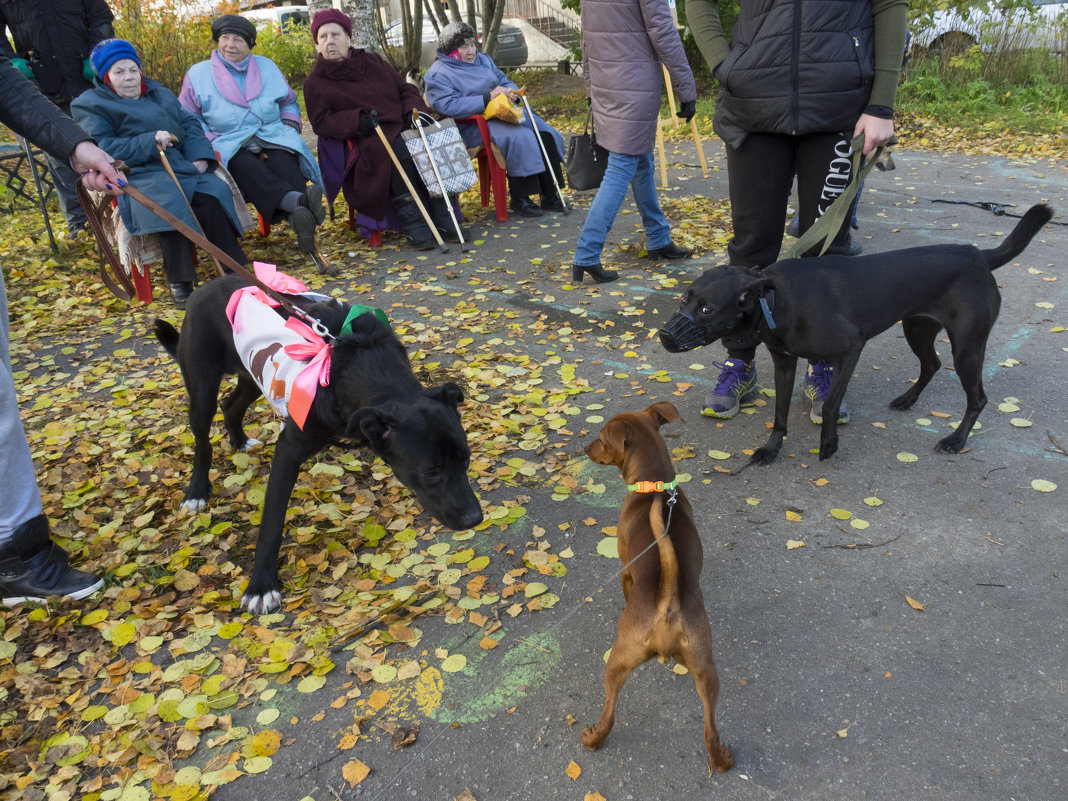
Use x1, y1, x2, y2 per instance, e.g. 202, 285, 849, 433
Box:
169, 282, 194, 309
393, 193, 436, 251
428, 197, 467, 243
0, 515, 103, 605
571, 263, 619, 283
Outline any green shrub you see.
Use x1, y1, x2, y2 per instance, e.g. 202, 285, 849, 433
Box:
112, 1, 313, 92
255, 20, 316, 88
112, 0, 233, 92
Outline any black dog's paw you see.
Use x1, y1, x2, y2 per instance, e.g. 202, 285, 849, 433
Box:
179, 495, 210, 514
234, 437, 263, 453
888, 392, 918, 411
749, 447, 779, 466
818, 444, 839, 461
242, 590, 283, 615
242, 578, 284, 615
934, 435, 966, 454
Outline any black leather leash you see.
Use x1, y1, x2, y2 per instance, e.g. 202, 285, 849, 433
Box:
932, 198, 1068, 225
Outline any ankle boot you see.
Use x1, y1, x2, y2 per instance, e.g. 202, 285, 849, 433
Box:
428, 196, 467, 243
393, 193, 436, 251
571, 263, 618, 283
169, 282, 194, 309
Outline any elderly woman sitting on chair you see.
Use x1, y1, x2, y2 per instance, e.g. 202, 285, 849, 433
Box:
179, 14, 327, 263
303, 9, 462, 249
72, 39, 249, 308
424, 21, 565, 218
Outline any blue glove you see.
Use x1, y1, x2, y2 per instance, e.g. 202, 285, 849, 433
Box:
83, 58, 95, 82
12, 57, 34, 80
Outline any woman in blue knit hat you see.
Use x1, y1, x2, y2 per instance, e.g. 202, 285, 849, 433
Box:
71, 39, 249, 308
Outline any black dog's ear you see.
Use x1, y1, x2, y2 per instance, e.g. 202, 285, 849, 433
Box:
738, 277, 774, 311
424, 381, 464, 408
346, 407, 399, 452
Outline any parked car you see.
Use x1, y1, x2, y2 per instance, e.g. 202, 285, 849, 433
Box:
242, 4, 310, 31
913, 1, 1068, 53
384, 16, 528, 68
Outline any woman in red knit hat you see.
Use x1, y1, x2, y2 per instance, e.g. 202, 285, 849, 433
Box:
303, 9, 462, 249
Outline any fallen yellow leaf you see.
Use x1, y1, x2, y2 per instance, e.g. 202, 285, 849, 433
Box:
565, 760, 582, 780
905, 595, 925, 611
342, 758, 370, 787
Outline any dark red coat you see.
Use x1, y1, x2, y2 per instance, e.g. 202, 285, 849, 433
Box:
303, 48, 428, 217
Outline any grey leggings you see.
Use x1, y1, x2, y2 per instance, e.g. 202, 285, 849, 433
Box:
0, 267, 44, 541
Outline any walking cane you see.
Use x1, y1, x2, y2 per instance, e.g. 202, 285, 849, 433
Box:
518, 92, 568, 214
17, 135, 57, 252
412, 112, 468, 251
370, 114, 448, 253
157, 136, 224, 277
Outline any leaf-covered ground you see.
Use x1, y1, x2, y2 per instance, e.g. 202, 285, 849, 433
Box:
0, 109, 1060, 801
0, 175, 744, 801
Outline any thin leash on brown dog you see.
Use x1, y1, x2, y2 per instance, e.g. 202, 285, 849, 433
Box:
583, 402, 734, 774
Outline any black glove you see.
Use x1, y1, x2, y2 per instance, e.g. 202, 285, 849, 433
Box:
357, 110, 375, 137
677, 100, 696, 123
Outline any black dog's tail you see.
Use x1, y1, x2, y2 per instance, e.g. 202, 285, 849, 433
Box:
153, 318, 180, 359
982, 204, 1053, 271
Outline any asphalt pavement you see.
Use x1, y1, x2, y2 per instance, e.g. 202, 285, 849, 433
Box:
216, 140, 1066, 801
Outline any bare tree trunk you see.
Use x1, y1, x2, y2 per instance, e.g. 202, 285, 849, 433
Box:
339, 0, 379, 51
480, 0, 506, 59
427, 0, 450, 28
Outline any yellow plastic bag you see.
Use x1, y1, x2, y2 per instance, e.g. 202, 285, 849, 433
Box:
483, 92, 525, 125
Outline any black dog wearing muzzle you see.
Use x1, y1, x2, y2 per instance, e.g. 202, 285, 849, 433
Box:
658, 204, 1053, 465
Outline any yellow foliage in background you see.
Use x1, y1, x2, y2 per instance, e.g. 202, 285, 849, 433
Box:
111, 0, 316, 93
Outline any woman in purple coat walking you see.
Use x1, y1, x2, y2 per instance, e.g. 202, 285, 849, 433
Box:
571, 0, 697, 283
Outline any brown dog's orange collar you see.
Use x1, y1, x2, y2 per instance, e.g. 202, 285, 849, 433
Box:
627, 479, 678, 493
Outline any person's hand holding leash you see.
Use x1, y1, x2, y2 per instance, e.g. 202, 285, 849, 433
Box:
71, 141, 124, 193
853, 113, 894, 156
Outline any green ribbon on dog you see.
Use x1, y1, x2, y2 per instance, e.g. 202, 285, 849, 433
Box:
339, 304, 390, 336
784, 132, 898, 260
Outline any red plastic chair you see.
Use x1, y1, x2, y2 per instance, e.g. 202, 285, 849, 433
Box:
460, 115, 508, 222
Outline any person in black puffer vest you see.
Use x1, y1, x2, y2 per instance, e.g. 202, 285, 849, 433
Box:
0, 0, 115, 239
688, 0, 907, 425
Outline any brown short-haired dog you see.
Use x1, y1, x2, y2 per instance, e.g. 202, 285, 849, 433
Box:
584, 402, 734, 773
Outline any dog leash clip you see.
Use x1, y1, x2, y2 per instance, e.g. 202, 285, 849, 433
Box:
292, 307, 334, 342
666, 486, 678, 507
